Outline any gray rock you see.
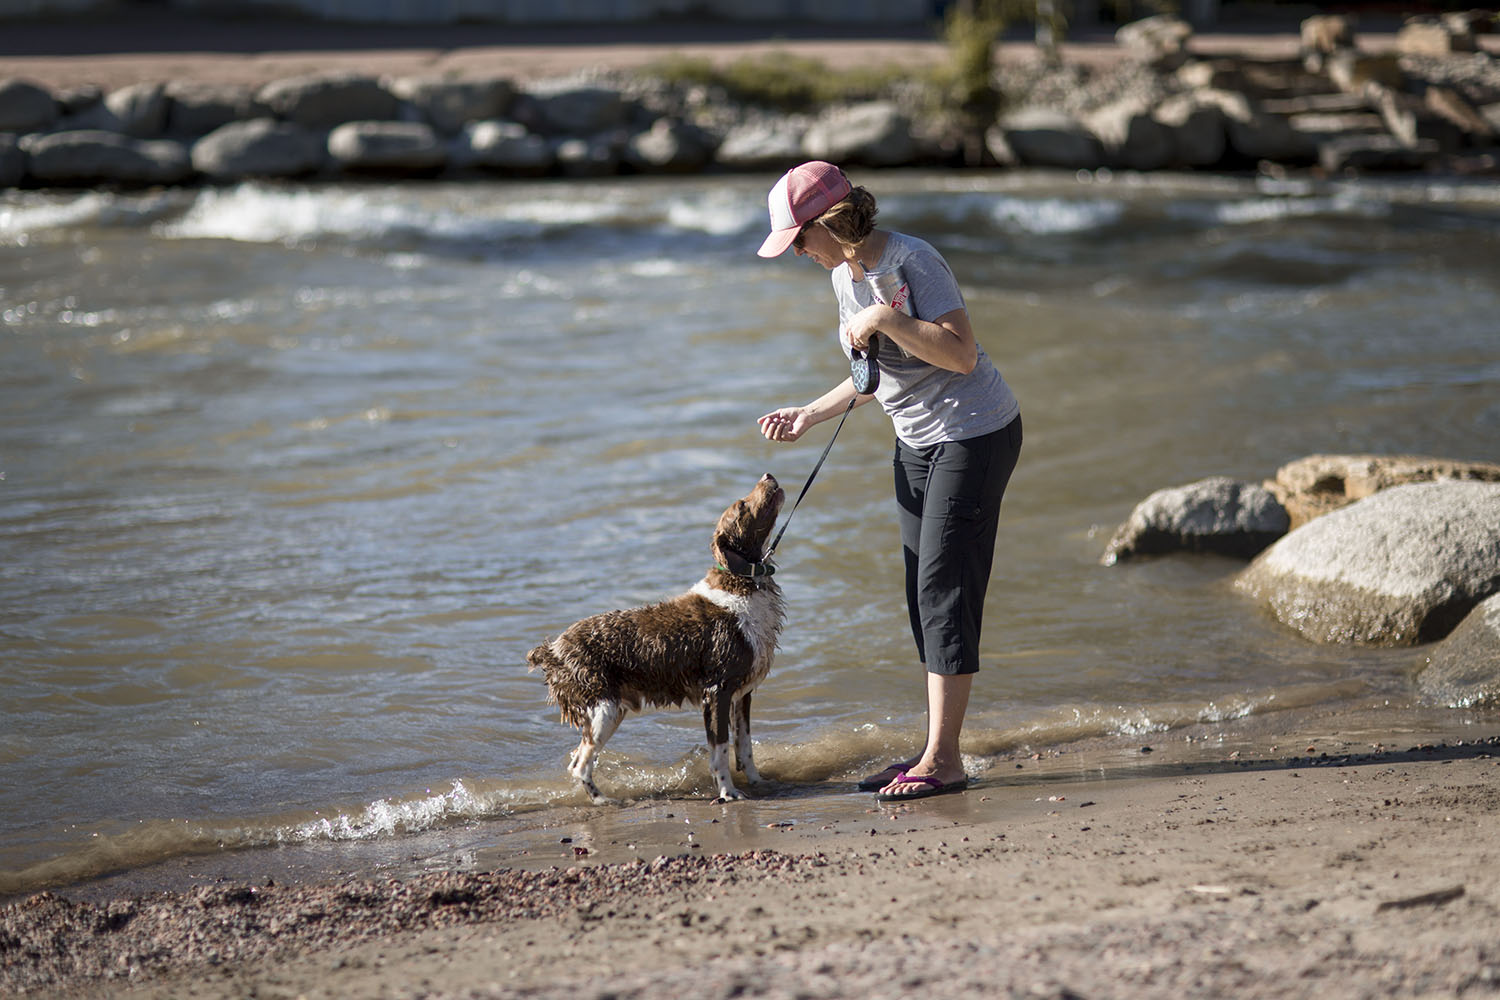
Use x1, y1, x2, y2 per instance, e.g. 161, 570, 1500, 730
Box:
191, 118, 326, 180
327, 120, 445, 174
802, 101, 916, 167
452, 119, 553, 174
555, 132, 625, 177
0, 77, 57, 133
1320, 134, 1442, 172
256, 73, 398, 129
715, 116, 806, 169
387, 76, 514, 135
1326, 52, 1407, 93
1152, 93, 1227, 167
165, 81, 265, 136
1483, 103, 1500, 135
523, 86, 627, 136
1266, 453, 1500, 530
1116, 14, 1193, 68
20, 129, 192, 186
1418, 594, 1500, 707
54, 83, 102, 117
1085, 97, 1175, 170
104, 82, 169, 137
1234, 481, 1500, 646
1397, 17, 1477, 57
1195, 88, 1318, 163
1300, 14, 1357, 56
986, 108, 1103, 169
0, 133, 23, 187
624, 117, 715, 173
1101, 476, 1289, 565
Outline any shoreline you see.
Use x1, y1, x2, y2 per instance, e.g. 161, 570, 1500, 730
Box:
6, 714, 1499, 998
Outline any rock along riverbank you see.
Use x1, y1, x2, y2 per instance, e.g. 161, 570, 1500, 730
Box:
2, 11, 1499, 189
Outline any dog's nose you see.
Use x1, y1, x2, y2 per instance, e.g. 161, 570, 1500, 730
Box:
760, 472, 778, 487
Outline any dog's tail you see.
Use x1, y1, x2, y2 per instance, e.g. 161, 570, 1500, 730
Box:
527, 640, 594, 729
526, 641, 559, 676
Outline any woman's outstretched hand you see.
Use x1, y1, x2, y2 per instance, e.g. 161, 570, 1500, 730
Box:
758, 407, 810, 443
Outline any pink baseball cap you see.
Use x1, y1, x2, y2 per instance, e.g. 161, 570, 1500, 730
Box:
756, 161, 852, 258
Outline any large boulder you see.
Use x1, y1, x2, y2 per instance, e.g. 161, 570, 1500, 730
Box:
191, 118, 326, 180
256, 73, 399, 129
327, 120, 446, 174
104, 81, 169, 137
0, 133, 23, 187
1234, 481, 1500, 646
1418, 595, 1500, 707
1101, 476, 1289, 565
451, 120, 553, 174
1152, 93, 1227, 167
1085, 97, 1176, 170
1320, 134, 1442, 173
165, 81, 265, 136
1396, 16, 1477, 57
802, 101, 916, 167
19, 130, 192, 185
624, 117, 716, 173
1116, 15, 1194, 69
518, 85, 629, 136
1267, 453, 1500, 529
0, 77, 57, 132
1300, 14, 1357, 56
986, 108, 1103, 169
1194, 88, 1319, 163
715, 115, 806, 169
387, 76, 514, 135
555, 131, 626, 177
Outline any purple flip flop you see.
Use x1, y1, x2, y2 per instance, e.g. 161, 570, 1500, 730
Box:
872, 771, 969, 802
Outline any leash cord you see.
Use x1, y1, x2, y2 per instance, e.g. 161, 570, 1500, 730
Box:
764, 395, 858, 561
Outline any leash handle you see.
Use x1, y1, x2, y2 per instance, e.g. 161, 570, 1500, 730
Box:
764, 395, 858, 560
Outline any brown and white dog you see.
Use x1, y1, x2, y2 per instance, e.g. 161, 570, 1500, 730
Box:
527, 474, 786, 803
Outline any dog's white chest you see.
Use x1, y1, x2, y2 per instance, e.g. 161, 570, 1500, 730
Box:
690, 579, 781, 682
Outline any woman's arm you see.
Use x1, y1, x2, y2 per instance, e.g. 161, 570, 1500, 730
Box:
757, 378, 873, 443
844, 305, 978, 375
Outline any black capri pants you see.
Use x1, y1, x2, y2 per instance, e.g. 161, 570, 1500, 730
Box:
893, 415, 1022, 676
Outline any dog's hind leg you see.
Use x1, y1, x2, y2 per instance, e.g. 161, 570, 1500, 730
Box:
702, 686, 745, 801
732, 691, 763, 784
569, 701, 623, 804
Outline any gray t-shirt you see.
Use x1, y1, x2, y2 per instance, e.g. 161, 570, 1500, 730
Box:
832, 231, 1019, 448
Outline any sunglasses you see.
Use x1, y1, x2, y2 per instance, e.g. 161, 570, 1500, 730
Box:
792, 219, 819, 251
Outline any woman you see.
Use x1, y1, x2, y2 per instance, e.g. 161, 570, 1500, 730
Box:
755, 161, 1022, 802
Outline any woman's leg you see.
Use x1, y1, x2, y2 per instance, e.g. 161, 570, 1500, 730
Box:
882, 420, 1021, 796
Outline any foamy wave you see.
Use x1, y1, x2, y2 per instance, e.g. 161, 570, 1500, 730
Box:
1162, 191, 1394, 228
0, 779, 567, 897
664, 193, 762, 236
989, 195, 1125, 234
0, 190, 186, 244
282, 780, 516, 843
154, 183, 542, 245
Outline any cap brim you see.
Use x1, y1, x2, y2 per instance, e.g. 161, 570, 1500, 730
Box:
757, 226, 799, 258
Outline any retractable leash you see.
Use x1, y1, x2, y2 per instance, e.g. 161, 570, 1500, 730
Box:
762, 332, 880, 565
763, 267, 904, 565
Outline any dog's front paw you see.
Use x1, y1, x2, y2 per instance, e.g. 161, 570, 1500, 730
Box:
715, 787, 749, 802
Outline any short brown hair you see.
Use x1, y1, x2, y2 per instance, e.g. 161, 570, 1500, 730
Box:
813, 186, 878, 251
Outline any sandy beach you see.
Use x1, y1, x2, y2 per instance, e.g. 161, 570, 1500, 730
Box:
5, 14, 1500, 999
5, 721, 1498, 999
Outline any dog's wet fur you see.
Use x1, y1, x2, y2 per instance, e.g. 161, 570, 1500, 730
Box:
527, 474, 786, 803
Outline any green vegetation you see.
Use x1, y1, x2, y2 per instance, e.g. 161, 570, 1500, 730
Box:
643, 51, 911, 112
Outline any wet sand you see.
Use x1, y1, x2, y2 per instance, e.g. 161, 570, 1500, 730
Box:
6, 717, 1499, 999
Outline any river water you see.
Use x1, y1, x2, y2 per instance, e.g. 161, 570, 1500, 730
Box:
2, 169, 1498, 898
